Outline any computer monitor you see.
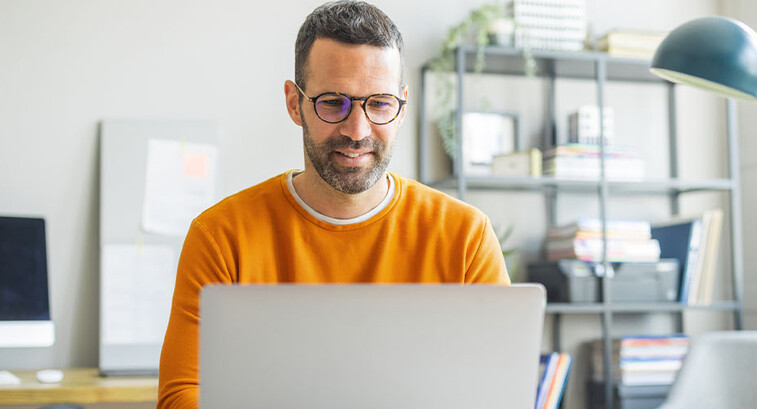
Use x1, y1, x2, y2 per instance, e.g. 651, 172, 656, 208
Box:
0, 216, 55, 348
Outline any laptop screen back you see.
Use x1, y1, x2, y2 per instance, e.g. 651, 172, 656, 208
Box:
200, 284, 545, 409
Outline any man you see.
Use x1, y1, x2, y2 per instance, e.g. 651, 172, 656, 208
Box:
157, 1, 509, 407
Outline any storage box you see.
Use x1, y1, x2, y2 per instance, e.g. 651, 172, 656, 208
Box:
491, 148, 542, 177
527, 259, 680, 303
589, 382, 671, 409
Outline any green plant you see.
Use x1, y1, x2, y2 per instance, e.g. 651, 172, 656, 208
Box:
497, 224, 519, 281
428, 2, 535, 158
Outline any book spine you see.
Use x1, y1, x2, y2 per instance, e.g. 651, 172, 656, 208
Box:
543, 353, 572, 409
535, 352, 560, 409
680, 218, 703, 304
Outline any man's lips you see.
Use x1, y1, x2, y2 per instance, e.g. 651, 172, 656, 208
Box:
335, 150, 372, 158
333, 149, 374, 166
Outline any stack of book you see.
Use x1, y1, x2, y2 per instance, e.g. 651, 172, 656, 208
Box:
597, 30, 668, 59
591, 335, 690, 386
542, 143, 645, 181
651, 209, 723, 305
545, 217, 661, 263
508, 0, 587, 51
535, 352, 573, 409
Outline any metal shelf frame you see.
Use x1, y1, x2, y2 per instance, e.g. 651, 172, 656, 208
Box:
418, 45, 745, 409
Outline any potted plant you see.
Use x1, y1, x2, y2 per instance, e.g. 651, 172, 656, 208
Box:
428, 3, 535, 158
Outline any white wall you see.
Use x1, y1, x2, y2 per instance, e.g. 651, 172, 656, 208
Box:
3, 0, 748, 407
723, 0, 757, 330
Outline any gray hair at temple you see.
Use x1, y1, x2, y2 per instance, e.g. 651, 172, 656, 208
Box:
294, 0, 405, 92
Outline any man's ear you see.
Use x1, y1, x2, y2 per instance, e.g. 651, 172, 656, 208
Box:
395, 84, 409, 127
284, 80, 303, 126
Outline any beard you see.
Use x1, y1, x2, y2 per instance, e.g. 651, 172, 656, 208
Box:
302, 119, 394, 194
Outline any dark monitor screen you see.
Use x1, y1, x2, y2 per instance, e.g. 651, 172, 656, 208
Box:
0, 216, 50, 321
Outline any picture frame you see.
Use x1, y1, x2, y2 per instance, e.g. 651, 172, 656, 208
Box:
461, 111, 520, 175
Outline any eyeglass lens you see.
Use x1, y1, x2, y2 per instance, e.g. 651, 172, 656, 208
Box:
315, 94, 400, 124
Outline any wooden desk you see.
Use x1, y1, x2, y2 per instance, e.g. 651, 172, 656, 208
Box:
0, 368, 157, 406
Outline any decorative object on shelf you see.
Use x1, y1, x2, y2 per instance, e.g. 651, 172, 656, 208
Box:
487, 16, 515, 46
650, 16, 757, 101
491, 148, 542, 177
509, 0, 588, 51
535, 352, 572, 409
428, 2, 535, 158
597, 29, 667, 59
542, 143, 645, 181
461, 111, 518, 175
568, 105, 614, 145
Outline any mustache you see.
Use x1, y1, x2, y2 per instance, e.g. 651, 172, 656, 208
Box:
323, 135, 382, 151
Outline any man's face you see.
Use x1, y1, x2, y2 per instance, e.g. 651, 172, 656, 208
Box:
294, 38, 407, 194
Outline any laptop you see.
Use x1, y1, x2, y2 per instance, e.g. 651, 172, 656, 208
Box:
200, 284, 546, 409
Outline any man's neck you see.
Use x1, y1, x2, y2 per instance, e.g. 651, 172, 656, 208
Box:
291, 169, 389, 220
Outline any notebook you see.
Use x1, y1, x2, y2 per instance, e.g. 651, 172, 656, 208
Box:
200, 284, 546, 409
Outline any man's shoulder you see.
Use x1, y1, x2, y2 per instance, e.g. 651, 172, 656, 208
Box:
394, 174, 487, 222
196, 172, 288, 225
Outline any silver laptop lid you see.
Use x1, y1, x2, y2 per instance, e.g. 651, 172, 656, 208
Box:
200, 284, 545, 409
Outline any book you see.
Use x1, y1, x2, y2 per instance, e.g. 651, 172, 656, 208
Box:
548, 217, 652, 239
543, 353, 572, 409
694, 209, 723, 305
650, 218, 703, 303
534, 352, 559, 409
545, 237, 660, 263
597, 30, 667, 58
590, 335, 689, 386
535, 352, 572, 409
542, 143, 645, 181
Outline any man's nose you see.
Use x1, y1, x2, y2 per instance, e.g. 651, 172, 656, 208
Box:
340, 101, 372, 141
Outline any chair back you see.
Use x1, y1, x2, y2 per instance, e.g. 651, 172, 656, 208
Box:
658, 331, 757, 409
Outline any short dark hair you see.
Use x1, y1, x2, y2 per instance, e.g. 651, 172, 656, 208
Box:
294, 1, 404, 91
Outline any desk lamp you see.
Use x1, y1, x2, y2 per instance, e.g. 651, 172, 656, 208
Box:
650, 16, 757, 101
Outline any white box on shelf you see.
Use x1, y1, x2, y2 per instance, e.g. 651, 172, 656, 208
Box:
492, 149, 542, 177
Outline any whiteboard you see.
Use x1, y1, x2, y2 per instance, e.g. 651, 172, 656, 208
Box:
99, 119, 221, 375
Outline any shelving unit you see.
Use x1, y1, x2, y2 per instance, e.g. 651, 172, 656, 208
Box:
418, 44, 744, 409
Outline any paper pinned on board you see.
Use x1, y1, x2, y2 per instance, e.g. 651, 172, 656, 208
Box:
101, 244, 176, 345
142, 139, 218, 236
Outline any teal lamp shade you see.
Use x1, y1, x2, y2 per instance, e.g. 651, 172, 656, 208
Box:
650, 16, 757, 101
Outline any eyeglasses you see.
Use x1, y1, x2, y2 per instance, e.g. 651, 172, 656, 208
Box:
294, 82, 406, 125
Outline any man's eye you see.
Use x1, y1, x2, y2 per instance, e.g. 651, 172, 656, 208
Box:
368, 98, 395, 110
321, 98, 345, 106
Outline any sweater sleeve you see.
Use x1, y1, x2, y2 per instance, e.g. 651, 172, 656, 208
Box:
464, 217, 511, 285
158, 219, 233, 409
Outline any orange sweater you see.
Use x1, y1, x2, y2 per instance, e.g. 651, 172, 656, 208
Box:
157, 171, 509, 408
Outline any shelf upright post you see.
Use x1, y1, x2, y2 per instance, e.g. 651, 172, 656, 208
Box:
596, 57, 614, 409
552, 314, 562, 351
419, 65, 429, 185
667, 83, 681, 216
665, 82, 685, 332
726, 98, 744, 330
455, 47, 467, 201
545, 64, 559, 231
546, 70, 557, 147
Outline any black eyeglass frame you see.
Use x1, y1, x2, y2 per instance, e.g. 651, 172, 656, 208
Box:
293, 82, 407, 125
